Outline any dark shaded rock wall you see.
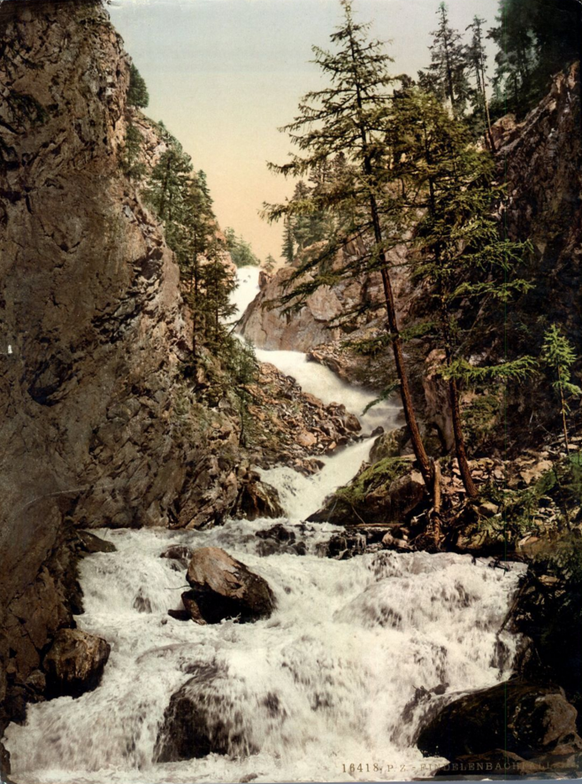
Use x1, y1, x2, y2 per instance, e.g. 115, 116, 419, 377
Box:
0, 0, 221, 753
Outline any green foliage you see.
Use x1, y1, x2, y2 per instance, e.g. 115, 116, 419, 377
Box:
224, 339, 259, 446
127, 63, 149, 109
462, 393, 501, 451
263, 254, 277, 274
225, 228, 260, 267
541, 324, 581, 451
337, 457, 408, 506
120, 123, 146, 178
361, 383, 400, 416
391, 88, 534, 388
541, 325, 582, 409
489, 0, 581, 118
418, 2, 470, 117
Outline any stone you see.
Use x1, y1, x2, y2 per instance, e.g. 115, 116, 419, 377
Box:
520, 460, 554, 486
186, 548, 275, 623
477, 501, 499, 518
417, 679, 582, 763
160, 545, 194, 569
180, 592, 207, 625
308, 459, 425, 526
370, 427, 409, 463
233, 478, 285, 521
324, 532, 367, 560
154, 663, 259, 762
77, 531, 117, 555
43, 629, 110, 699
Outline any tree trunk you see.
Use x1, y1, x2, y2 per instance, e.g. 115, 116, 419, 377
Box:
560, 387, 571, 455
378, 264, 434, 490
347, 26, 433, 495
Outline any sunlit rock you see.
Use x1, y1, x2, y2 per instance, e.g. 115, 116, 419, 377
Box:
43, 629, 110, 699
186, 547, 275, 623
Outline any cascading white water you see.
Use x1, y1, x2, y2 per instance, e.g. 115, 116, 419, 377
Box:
5, 267, 527, 784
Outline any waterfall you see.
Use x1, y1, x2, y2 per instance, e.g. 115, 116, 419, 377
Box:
4, 267, 526, 784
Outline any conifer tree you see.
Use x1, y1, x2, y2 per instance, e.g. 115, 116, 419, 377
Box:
390, 89, 535, 497
419, 3, 470, 118
541, 325, 581, 455
127, 63, 149, 109
465, 16, 495, 149
281, 215, 295, 265
264, 0, 434, 492
489, 0, 581, 117
263, 254, 277, 274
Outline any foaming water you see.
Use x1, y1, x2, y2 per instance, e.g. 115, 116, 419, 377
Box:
259, 438, 375, 522
255, 347, 400, 435
5, 269, 527, 783
230, 266, 261, 324
6, 521, 525, 784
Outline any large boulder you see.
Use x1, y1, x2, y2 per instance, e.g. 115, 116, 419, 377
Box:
417, 679, 582, 763
42, 629, 110, 699
232, 477, 285, 521
185, 547, 275, 623
154, 663, 258, 762
308, 458, 426, 526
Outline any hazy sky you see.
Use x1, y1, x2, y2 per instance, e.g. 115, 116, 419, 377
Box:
109, 0, 499, 260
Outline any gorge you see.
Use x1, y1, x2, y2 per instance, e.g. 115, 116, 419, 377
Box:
1, 0, 581, 782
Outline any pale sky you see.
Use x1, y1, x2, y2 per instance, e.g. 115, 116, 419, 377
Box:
109, 0, 499, 260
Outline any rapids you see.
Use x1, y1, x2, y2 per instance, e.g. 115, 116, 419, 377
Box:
4, 266, 526, 784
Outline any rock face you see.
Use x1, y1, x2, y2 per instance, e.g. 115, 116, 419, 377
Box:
0, 0, 242, 754
417, 679, 582, 768
43, 628, 110, 698
185, 548, 275, 623
239, 241, 412, 355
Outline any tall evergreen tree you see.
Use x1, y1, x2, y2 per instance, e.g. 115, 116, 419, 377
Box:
390, 89, 535, 497
419, 3, 470, 118
265, 0, 434, 492
465, 16, 495, 149
281, 214, 295, 266
489, 0, 581, 117
127, 63, 149, 109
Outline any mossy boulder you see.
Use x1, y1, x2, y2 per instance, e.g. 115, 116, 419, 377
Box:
307, 457, 426, 526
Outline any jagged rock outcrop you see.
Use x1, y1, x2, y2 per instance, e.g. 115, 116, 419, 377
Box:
239, 241, 412, 356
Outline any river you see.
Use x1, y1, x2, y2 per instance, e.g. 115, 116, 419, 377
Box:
5, 266, 525, 784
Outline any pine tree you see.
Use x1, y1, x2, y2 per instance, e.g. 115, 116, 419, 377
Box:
465, 16, 495, 149
264, 0, 434, 493
225, 228, 260, 267
281, 215, 295, 265
391, 88, 535, 497
489, 0, 581, 118
420, 3, 470, 118
541, 325, 582, 455
263, 254, 277, 274
127, 63, 149, 109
